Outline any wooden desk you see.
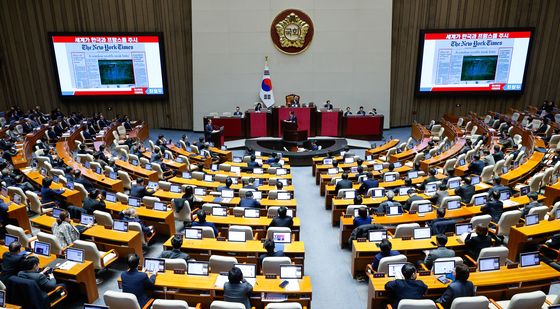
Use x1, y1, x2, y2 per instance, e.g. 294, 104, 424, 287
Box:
365, 139, 400, 159
0, 246, 99, 303
390, 138, 430, 163
161, 177, 295, 194
22, 169, 83, 206
367, 264, 560, 309
115, 159, 158, 182
500, 133, 545, 186
141, 151, 187, 172
351, 236, 466, 278
163, 237, 305, 266
167, 144, 212, 168
508, 219, 560, 260
105, 201, 176, 236
12, 126, 48, 169
202, 215, 301, 241
0, 196, 32, 233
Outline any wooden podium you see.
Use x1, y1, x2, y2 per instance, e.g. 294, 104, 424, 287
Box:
282, 120, 307, 142
210, 126, 224, 148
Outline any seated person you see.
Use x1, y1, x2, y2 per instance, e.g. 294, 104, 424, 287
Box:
52, 210, 81, 247
324, 100, 333, 110
18, 255, 59, 296
73, 169, 95, 193
358, 172, 378, 196
269, 206, 293, 228
335, 172, 353, 194
465, 225, 502, 259
254, 102, 263, 112
40, 177, 65, 206
455, 176, 475, 203
436, 264, 475, 309
487, 177, 511, 197
233, 106, 243, 116
404, 188, 423, 211
369, 107, 378, 115
372, 239, 400, 271
357, 106, 366, 115
258, 239, 285, 266
265, 153, 280, 164
217, 177, 233, 192
239, 191, 261, 208
0, 241, 26, 282
224, 266, 253, 309
247, 155, 261, 170
419, 168, 438, 190
191, 210, 219, 236
480, 190, 503, 223
353, 207, 372, 228
429, 207, 454, 234
243, 177, 258, 190
493, 144, 505, 162
467, 154, 485, 175
290, 95, 300, 107
130, 178, 154, 198
522, 192, 541, 218
344, 107, 352, 116
159, 234, 190, 262
377, 190, 402, 214
120, 208, 153, 237
424, 234, 455, 269
82, 189, 107, 214
121, 254, 156, 307
430, 184, 449, 206
384, 263, 427, 309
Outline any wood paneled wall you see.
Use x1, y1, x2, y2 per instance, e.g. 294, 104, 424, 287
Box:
391, 0, 560, 127
0, 0, 193, 130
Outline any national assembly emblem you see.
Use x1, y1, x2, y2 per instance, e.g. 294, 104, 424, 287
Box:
270, 9, 314, 55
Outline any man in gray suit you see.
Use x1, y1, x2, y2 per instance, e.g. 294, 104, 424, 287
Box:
424, 234, 455, 269
159, 235, 190, 262
17, 256, 58, 294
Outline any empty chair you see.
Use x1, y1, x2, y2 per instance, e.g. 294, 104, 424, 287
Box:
397, 299, 436, 309
513, 134, 522, 145
489, 290, 546, 309
164, 259, 188, 271
394, 223, 420, 238
192, 171, 205, 180
37, 232, 65, 255
152, 299, 198, 309
441, 196, 462, 209
72, 239, 118, 270
142, 196, 160, 208
93, 210, 114, 227
116, 192, 130, 204
129, 222, 155, 244
476, 247, 509, 266
7, 186, 27, 206
495, 210, 522, 239
449, 296, 489, 309
262, 257, 292, 275
376, 254, 407, 274
266, 227, 291, 241
480, 165, 494, 183
104, 290, 151, 309
229, 225, 254, 240
209, 255, 238, 273
494, 160, 505, 176
469, 193, 488, 205
158, 181, 172, 191
192, 226, 216, 238
346, 205, 367, 215
210, 301, 245, 309
232, 207, 245, 217
267, 207, 281, 217
118, 170, 133, 191
26, 191, 54, 214
527, 205, 548, 221
202, 203, 221, 213
265, 303, 303, 309
5, 224, 36, 248
409, 200, 432, 213
470, 215, 492, 228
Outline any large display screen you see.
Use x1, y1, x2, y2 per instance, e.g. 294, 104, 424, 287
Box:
48, 33, 167, 97
416, 28, 533, 94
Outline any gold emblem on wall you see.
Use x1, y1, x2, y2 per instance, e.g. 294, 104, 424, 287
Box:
271, 9, 314, 55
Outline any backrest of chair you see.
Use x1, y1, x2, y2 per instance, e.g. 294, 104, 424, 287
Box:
394, 223, 420, 238
497, 210, 522, 236
494, 160, 505, 175
93, 210, 114, 227
409, 200, 431, 213
337, 188, 356, 198
346, 205, 367, 215
231, 207, 244, 217
378, 254, 407, 274
118, 170, 132, 190
72, 183, 88, 202
7, 187, 27, 205
550, 135, 560, 148
116, 192, 129, 204
507, 290, 546, 309
6, 276, 49, 308
229, 225, 253, 240
477, 246, 509, 266
192, 171, 204, 180
449, 296, 489, 309
267, 207, 280, 217
455, 154, 466, 167
158, 181, 172, 191
152, 163, 164, 179
266, 227, 291, 240
25, 191, 43, 214
397, 299, 436, 309
268, 190, 280, 200
152, 299, 189, 309
142, 196, 160, 208
37, 232, 63, 255
209, 255, 238, 273
528, 173, 543, 192
441, 196, 462, 209
210, 300, 246, 309
104, 290, 141, 309
192, 226, 216, 238
469, 214, 492, 228
164, 258, 188, 271
5, 225, 30, 247
262, 257, 292, 275
527, 206, 548, 220
481, 165, 494, 182
469, 192, 488, 205
265, 302, 303, 309
552, 202, 560, 219
73, 240, 101, 269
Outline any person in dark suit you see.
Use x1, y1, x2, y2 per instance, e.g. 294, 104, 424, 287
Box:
493, 145, 505, 163
120, 254, 156, 307
358, 172, 378, 196
404, 188, 423, 211
204, 119, 214, 142
428, 207, 455, 235
93, 145, 110, 164
344, 107, 352, 116
159, 235, 190, 262
430, 184, 449, 206
217, 177, 233, 192
487, 177, 511, 197
436, 264, 475, 309
288, 111, 297, 124
384, 263, 428, 308
254, 102, 263, 112
324, 100, 333, 110
335, 172, 353, 194
243, 178, 259, 190
82, 190, 107, 214
258, 239, 285, 266
353, 207, 372, 228
233, 106, 243, 117
247, 155, 261, 171
465, 225, 502, 259
17, 255, 58, 294
239, 191, 261, 208
521, 192, 541, 218
420, 168, 439, 190
357, 106, 366, 115
40, 178, 65, 205
73, 169, 95, 193
130, 178, 154, 198
265, 153, 280, 165
372, 239, 400, 271
377, 191, 402, 214
455, 177, 475, 203
369, 108, 378, 115
467, 154, 485, 175
1, 241, 26, 282
192, 211, 219, 236
481, 190, 503, 223
424, 234, 455, 269
224, 266, 253, 309
269, 206, 294, 228
290, 96, 300, 107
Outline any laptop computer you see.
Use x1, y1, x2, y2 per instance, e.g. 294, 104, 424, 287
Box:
187, 261, 209, 276
407, 171, 419, 179
448, 179, 460, 190
278, 179, 289, 186
344, 157, 354, 164
373, 164, 384, 171
233, 157, 243, 163
520, 252, 540, 267
33, 241, 51, 256
53, 175, 60, 183
478, 256, 500, 272
12, 194, 21, 204
194, 188, 206, 196
109, 172, 118, 180
384, 174, 397, 182
371, 188, 385, 198
253, 168, 263, 174
185, 228, 203, 240
65, 247, 85, 263
182, 172, 192, 179
447, 200, 461, 210
277, 192, 291, 200
112, 220, 129, 232
244, 208, 260, 218
144, 258, 166, 273
0, 290, 5, 308
417, 203, 432, 214
105, 192, 117, 202
280, 265, 303, 279
344, 191, 356, 199
144, 163, 152, 170
1, 186, 8, 196
228, 230, 246, 242
4, 234, 18, 246
131, 159, 139, 166
212, 207, 228, 217
368, 230, 387, 242
66, 181, 75, 190
433, 260, 455, 275
398, 187, 412, 196
387, 205, 403, 216
52, 207, 63, 219
272, 232, 291, 243
203, 174, 213, 182
147, 181, 158, 190
211, 164, 218, 171
235, 263, 257, 284
413, 227, 431, 239
499, 191, 511, 201
519, 186, 530, 196
474, 195, 487, 206
502, 166, 509, 174
230, 166, 241, 173
387, 263, 406, 277
424, 183, 437, 194
153, 201, 168, 211
276, 169, 287, 176
455, 223, 472, 235
525, 214, 539, 226
471, 176, 480, 185
128, 197, 141, 207
76, 213, 95, 230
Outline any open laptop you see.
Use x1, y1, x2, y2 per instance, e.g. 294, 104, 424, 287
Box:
212, 206, 228, 217
109, 172, 117, 180
244, 208, 260, 218
144, 163, 152, 171
0, 290, 5, 308
128, 197, 141, 207
105, 192, 117, 202
520, 252, 540, 267
203, 174, 213, 182
194, 187, 206, 196
66, 247, 85, 263
368, 230, 387, 242
447, 200, 461, 210
187, 261, 209, 276
384, 174, 397, 182
525, 214, 539, 226
373, 164, 384, 171
280, 264, 303, 279
327, 168, 338, 175
502, 166, 509, 174
12, 194, 21, 204
393, 162, 402, 168
211, 164, 218, 171
230, 166, 241, 174
182, 172, 192, 179
278, 179, 289, 186
371, 188, 385, 198
272, 232, 291, 243
252, 191, 262, 200
413, 227, 431, 240
448, 179, 460, 190
221, 189, 234, 199
233, 157, 243, 163
471, 176, 480, 185
424, 183, 437, 194
387, 263, 406, 277
4, 234, 18, 246
153, 201, 168, 211
433, 260, 455, 275
235, 263, 257, 285
185, 228, 203, 240
407, 171, 419, 179
76, 213, 95, 230
474, 195, 487, 206
52, 175, 60, 183
344, 190, 356, 199
228, 230, 246, 242
398, 187, 412, 196
344, 157, 354, 164
144, 258, 166, 273
277, 192, 291, 200
417, 203, 432, 214
478, 256, 500, 272
519, 185, 530, 196
323, 158, 333, 165
455, 223, 472, 235
52, 207, 64, 219
33, 241, 51, 256
112, 220, 129, 232
387, 205, 403, 216
499, 191, 511, 201
0, 186, 6, 196
170, 184, 182, 193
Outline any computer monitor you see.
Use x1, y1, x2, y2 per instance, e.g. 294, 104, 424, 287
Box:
393, 162, 402, 168
433, 260, 455, 275
153, 201, 168, 211
231, 178, 238, 184
253, 168, 263, 174
556, 209, 560, 220
212, 207, 228, 217
272, 232, 291, 243
387, 205, 403, 216
458, 159, 466, 166
478, 256, 500, 272
244, 208, 260, 218
499, 191, 511, 201
66, 181, 75, 190
203, 174, 213, 182
502, 166, 509, 174
182, 172, 192, 179
187, 261, 209, 276
80, 214, 94, 225
344, 157, 354, 164
234, 263, 257, 278
128, 197, 141, 207
65, 247, 85, 263
109, 172, 117, 180
519, 186, 530, 196
170, 184, 181, 193
418, 203, 432, 214
413, 227, 431, 239
447, 200, 461, 210
164, 153, 170, 160
147, 181, 158, 190
280, 265, 303, 279
85, 161, 91, 168
194, 188, 206, 196
372, 188, 385, 198
387, 263, 406, 277
327, 168, 338, 175
231, 166, 241, 173
350, 166, 358, 173
384, 174, 397, 182
254, 151, 262, 156
228, 230, 246, 242
373, 164, 383, 171
448, 179, 460, 190
53, 175, 60, 183
425, 183, 437, 193
514, 160, 519, 169
144, 258, 166, 273
144, 163, 152, 171
407, 171, 419, 179
455, 223, 472, 235
398, 187, 412, 196
185, 228, 203, 240
252, 191, 262, 200
366, 155, 373, 161
12, 194, 21, 204
276, 169, 287, 176
368, 230, 387, 242
96, 167, 103, 174
0, 186, 6, 196
278, 179, 289, 186
474, 195, 487, 206
0, 290, 5, 307
52, 207, 63, 219
520, 252, 540, 267
323, 158, 333, 165
277, 192, 291, 200
33, 241, 51, 256
344, 191, 356, 199
525, 214, 539, 226
211, 164, 218, 171
112, 220, 129, 232
131, 159, 139, 166
233, 157, 242, 163
471, 176, 480, 185
221, 190, 234, 198
105, 192, 117, 202
4, 234, 18, 246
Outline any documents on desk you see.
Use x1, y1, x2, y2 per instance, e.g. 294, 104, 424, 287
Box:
58, 261, 77, 270
502, 199, 519, 208
285, 279, 300, 291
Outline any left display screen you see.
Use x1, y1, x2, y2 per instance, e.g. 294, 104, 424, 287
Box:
49, 33, 167, 97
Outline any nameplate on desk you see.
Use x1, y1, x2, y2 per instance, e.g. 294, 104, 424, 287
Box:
516, 223, 524, 227
408, 210, 417, 215
174, 269, 186, 274
357, 238, 367, 243
343, 214, 352, 218
418, 270, 431, 276
469, 267, 477, 272
507, 263, 519, 269
373, 273, 386, 278
234, 213, 243, 218
376, 213, 385, 217
445, 232, 454, 237
216, 237, 226, 241
401, 236, 411, 240
265, 274, 277, 279
267, 215, 274, 219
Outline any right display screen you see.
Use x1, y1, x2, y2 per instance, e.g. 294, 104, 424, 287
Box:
416, 29, 533, 94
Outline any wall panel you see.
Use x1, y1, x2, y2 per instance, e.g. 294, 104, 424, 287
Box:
391, 0, 560, 127
0, 0, 193, 129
